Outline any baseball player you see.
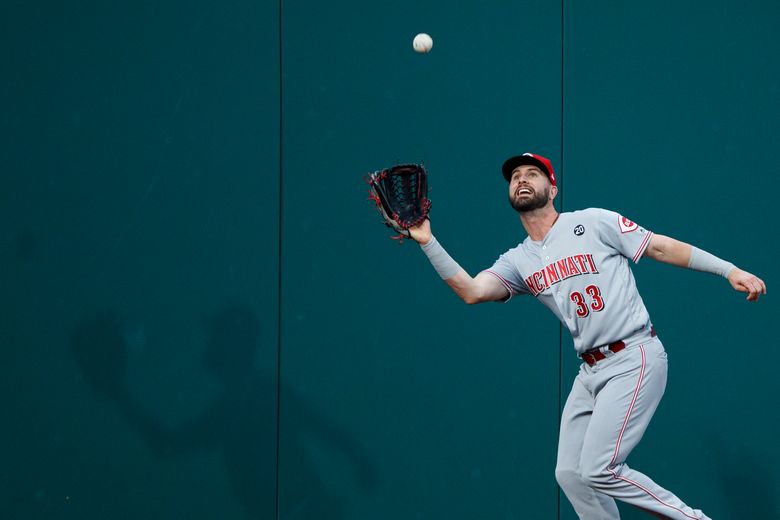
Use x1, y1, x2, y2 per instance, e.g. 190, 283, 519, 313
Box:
407, 153, 766, 519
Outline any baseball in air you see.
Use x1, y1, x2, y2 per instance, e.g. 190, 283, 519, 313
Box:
413, 33, 433, 53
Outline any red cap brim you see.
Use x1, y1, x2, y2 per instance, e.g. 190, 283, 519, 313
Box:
501, 154, 556, 186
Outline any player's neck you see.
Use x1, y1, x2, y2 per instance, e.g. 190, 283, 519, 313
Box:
520, 207, 559, 242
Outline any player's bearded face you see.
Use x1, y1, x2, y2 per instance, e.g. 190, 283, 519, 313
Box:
509, 184, 550, 213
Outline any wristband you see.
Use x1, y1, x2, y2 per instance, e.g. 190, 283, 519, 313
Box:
688, 246, 736, 278
420, 235, 462, 280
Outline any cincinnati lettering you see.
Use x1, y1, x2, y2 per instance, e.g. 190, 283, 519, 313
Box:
525, 254, 599, 296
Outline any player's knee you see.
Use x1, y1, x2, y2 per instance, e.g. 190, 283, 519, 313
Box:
581, 464, 618, 489
554, 466, 583, 492
578, 453, 619, 488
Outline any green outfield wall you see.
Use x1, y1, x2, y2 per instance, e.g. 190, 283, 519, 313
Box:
2, 0, 776, 518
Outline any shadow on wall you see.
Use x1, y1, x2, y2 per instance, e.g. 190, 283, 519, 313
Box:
711, 435, 777, 518
70, 303, 378, 519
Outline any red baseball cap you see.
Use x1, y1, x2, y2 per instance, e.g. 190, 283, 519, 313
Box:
501, 152, 556, 186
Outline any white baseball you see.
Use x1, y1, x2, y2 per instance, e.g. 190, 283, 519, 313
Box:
413, 33, 433, 53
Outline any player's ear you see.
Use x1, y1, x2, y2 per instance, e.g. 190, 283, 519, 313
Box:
549, 185, 558, 201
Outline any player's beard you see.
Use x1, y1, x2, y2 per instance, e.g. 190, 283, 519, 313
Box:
509, 186, 550, 213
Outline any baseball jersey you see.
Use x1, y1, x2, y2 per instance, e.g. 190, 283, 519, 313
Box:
484, 208, 654, 353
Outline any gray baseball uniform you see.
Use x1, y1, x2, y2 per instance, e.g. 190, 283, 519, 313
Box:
484, 208, 710, 520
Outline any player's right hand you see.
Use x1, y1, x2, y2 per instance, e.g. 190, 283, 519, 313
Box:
408, 218, 432, 245
727, 268, 767, 301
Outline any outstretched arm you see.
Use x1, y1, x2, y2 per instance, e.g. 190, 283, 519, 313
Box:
408, 220, 509, 304
644, 234, 767, 301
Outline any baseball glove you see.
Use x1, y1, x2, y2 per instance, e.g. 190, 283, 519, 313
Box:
366, 163, 431, 241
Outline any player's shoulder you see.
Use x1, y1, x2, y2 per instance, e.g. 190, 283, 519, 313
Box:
501, 241, 526, 256
498, 236, 541, 261
561, 207, 608, 223
571, 207, 650, 236
491, 241, 526, 267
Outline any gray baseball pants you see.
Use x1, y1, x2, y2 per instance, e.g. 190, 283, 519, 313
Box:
555, 337, 711, 519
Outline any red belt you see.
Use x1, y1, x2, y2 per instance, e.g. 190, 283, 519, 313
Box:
581, 326, 656, 366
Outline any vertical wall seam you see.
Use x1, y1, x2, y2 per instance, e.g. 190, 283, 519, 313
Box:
557, 0, 565, 518
276, 0, 283, 518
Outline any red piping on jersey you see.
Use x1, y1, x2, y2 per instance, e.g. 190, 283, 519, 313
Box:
608, 345, 645, 469
483, 270, 516, 296
612, 472, 699, 520
632, 232, 654, 263
605, 346, 699, 520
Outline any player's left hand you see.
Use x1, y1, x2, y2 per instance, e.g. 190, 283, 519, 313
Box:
727, 268, 767, 301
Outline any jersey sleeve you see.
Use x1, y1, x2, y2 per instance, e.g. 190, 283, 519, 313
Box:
596, 209, 654, 263
481, 249, 531, 301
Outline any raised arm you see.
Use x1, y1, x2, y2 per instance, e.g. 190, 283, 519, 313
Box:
409, 220, 509, 304
643, 233, 766, 301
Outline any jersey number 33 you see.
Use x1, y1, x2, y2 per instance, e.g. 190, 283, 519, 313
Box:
569, 284, 605, 318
